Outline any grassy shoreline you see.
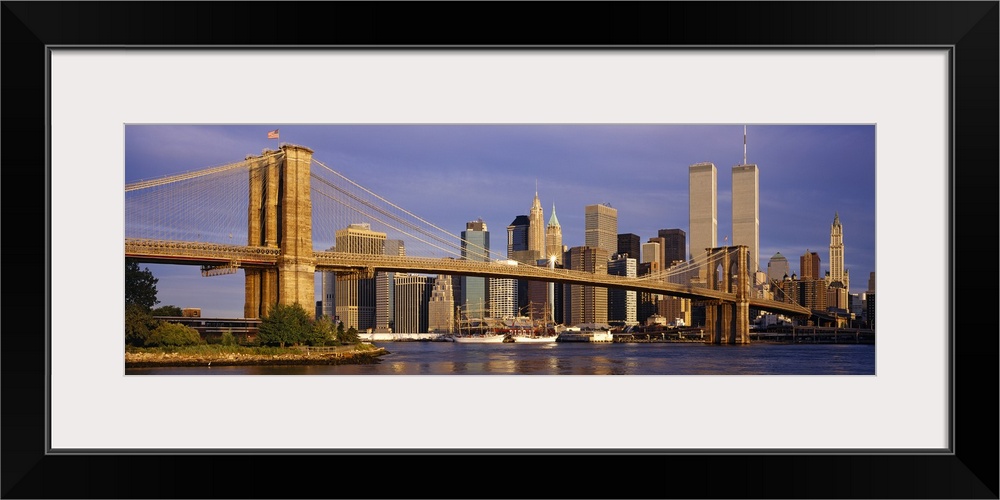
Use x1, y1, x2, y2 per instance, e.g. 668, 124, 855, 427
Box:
125, 344, 389, 368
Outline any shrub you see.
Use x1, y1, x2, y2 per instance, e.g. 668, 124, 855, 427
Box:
125, 303, 159, 347
310, 316, 336, 346
338, 326, 361, 344
257, 303, 313, 347
145, 322, 203, 347
221, 329, 237, 346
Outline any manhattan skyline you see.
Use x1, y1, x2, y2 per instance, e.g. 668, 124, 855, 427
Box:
125, 124, 876, 318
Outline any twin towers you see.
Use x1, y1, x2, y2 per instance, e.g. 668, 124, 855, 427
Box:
689, 160, 760, 278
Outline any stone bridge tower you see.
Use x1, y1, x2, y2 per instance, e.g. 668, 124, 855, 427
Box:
244, 144, 316, 319
702, 245, 752, 344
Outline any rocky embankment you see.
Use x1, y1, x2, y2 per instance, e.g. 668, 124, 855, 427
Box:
125, 346, 388, 368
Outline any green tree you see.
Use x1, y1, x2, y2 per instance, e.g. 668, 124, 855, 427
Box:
151, 305, 183, 316
125, 303, 159, 347
311, 315, 336, 346
257, 303, 313, 348
145, 322, 203, 347
339, 325, 361, 344
125, 260, 159, 310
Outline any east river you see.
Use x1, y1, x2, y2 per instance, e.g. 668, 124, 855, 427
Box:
126, 341, 875, 375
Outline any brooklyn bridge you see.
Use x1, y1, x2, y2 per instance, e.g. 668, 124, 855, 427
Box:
125, 144, 811, 344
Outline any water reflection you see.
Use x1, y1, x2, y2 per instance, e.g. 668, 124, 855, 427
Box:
127, 343, 875, 376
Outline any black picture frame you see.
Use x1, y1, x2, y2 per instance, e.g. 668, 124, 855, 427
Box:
3, 2, 997, 498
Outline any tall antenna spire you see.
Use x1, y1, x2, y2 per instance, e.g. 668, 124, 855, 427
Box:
743, 125, 747, 165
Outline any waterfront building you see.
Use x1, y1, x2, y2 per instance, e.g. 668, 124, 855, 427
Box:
607, 253, 638, 326
732, 163, 760, 273
427, 275, 454, 333
658, 229, 687, 268
688, 162, 717, 261
393, 274, 432, 334
617, 233, 641, 262
335, 223, 386, 332
828, 212, 850, 290
800, 250, 821, 281
766, 252, 791, 284
374, 239, 405, 332
545, 203, 564, 265
460, 219, 490, 319
585, 203, 618, 255
563, 246, 609, 326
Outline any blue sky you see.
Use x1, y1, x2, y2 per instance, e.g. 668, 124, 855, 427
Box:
125, 124, 876, 317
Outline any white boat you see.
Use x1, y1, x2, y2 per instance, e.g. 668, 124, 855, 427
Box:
511, 333, 559, 343
557, 325, 614, 343
452, 333, 508, 343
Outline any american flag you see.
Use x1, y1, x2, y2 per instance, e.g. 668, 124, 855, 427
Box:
267, 129, 279, 139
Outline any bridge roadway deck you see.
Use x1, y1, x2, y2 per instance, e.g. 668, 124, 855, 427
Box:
124, 239, 810, 317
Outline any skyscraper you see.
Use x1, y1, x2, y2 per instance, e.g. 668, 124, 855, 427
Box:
766, 252, 791, 283
829, 212, 849, 289
375, 239, 405, 332
506, 214, 533, 314
617, 233, 641, 262
335, 223, 386, 331
688, 162, 717, 261
641, 241, 661, 266
545, 203, 563, 264
460, 219, 490, 319
320, 245, 336, 319
657, 229, 686, 268
800, 249, 821, 280
607, 253, 638, 326
427, 275, 455, 333
490, 274, 518, 320
584, 203, 618, 255
563, 246, 609, 326
528, 191, 545, 261
506, 215, 530, 260
732, 163, 760, 272
393, 274, 432, 334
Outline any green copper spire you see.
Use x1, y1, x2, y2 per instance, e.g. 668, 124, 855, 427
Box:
548, 203, 560, 227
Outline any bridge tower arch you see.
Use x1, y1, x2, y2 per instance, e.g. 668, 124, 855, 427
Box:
244, 144, 316, 319
702, 245, 751, 344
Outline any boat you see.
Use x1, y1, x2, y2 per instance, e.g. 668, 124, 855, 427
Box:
511, 333, 559, 343
509, 304, 559, 343
451, 302, 508, 343
452, 333, 508, 343
556, 324, 614, 343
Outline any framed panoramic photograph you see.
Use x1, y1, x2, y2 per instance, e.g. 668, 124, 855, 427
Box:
6, 2, 997, 499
